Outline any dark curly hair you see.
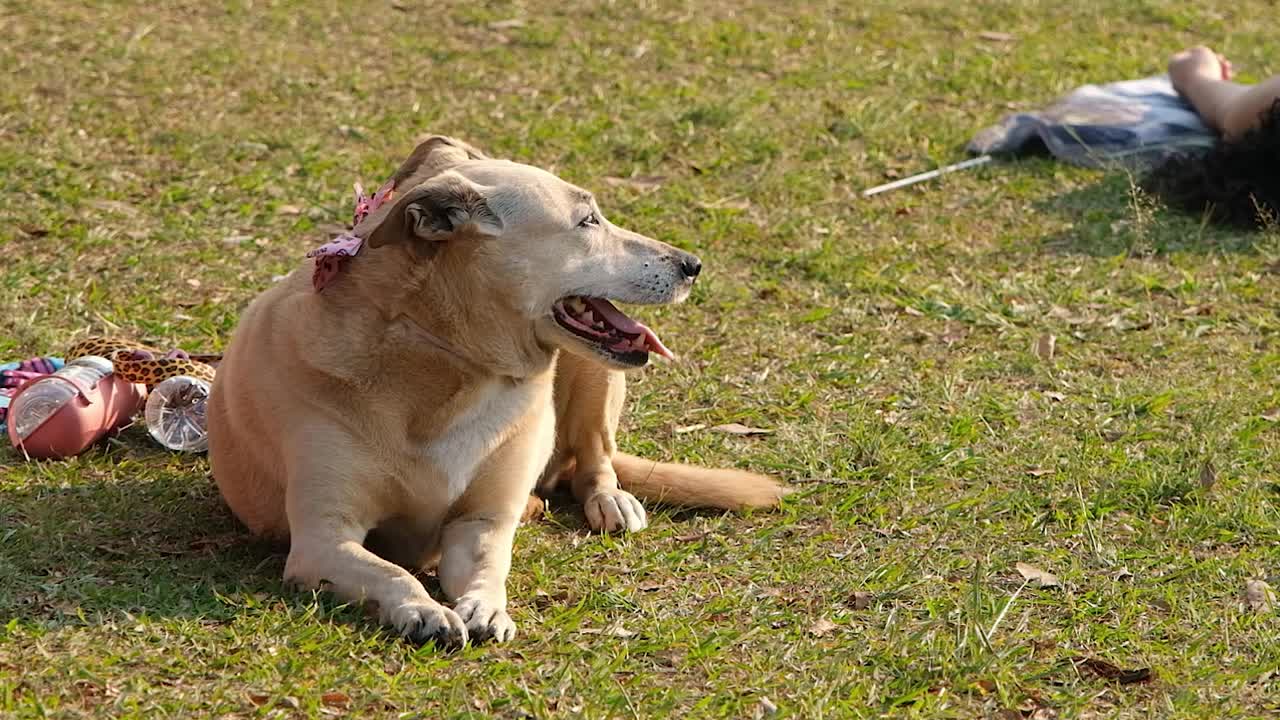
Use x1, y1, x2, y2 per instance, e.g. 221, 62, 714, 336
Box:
1143, 99, 1280, 229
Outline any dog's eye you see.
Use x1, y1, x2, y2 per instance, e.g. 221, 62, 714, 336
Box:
578, 212, 600, 228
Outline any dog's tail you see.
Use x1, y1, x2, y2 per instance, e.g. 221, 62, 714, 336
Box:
613, 452, 791, 511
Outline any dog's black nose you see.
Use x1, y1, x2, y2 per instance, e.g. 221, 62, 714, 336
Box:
679, 255, 702, 279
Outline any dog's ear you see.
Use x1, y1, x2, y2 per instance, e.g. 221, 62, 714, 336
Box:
389, 135, 489, 189
362, 172, 502, 253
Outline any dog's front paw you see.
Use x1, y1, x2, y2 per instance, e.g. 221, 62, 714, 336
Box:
453, 595, 516, 643
584, 489, 648, 533
387, 601, 468, 649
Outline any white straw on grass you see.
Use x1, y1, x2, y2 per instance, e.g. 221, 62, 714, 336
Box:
862, 154, 993, 197
985, 579, 1028, 643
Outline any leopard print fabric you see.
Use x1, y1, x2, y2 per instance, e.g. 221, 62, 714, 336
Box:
66, 337, 217, 385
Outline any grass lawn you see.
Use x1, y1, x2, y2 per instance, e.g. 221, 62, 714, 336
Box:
3, 1, 1279, 717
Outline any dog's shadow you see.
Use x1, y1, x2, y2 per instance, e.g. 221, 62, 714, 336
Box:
1, 446, 287, 625
0, 442, 674, 628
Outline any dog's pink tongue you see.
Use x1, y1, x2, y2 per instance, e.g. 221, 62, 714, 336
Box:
586, 298, 674, 359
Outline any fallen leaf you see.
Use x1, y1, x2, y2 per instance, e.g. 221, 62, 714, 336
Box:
1245, 579, 1275, 613
711, 423, 774, 436
603, 175, 665, 191
941, 326, 969, 345
188, 535, 237, 552
276, 204, 303, 216
808, 617, 837, 637
1035, 333, 1056, 361
1032, 638, 1058, 654
1072, 657, 1152, 684
1026, 467, 1054, 477
674, 423, 706, 434
696, 198, 751, 211
978, 30, 1016, 42
248, 693, 270, 707
96, 543, 130, 557
757, 696, 778, 716
1048, 305, 1089, 325
848, 591, 874, 610
1016, 562, 1059, 588
236, 141, 270, 156
1044, 391, 1066, 402
185, 278, 202, 289
1262, 409, 1280, 422
1198, 460, 1216, 490
1105, 313, 1152, 332
89, 199, 140, 216
321, 692, 350, 707
578, 623, 636, 638
1115, 566, 1133, 581
488, 18, 526, 30
18, 224, 49, 237
533, 588, 571, 609
674, 530, 709, 542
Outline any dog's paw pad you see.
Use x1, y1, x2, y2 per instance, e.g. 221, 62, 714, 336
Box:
454, 596, 516, 644
388, 602, 468, 649
585, 489, 648, 533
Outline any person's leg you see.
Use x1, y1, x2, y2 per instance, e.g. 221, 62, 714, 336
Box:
1169, 46, 1280, 140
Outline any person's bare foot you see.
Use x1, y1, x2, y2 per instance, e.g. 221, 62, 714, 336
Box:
1169, 46, 1233, 95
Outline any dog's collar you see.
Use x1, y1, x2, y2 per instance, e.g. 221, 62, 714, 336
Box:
305, 179, 395, 292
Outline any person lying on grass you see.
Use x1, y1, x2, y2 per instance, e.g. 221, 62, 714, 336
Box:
1146, 46, 1280, 229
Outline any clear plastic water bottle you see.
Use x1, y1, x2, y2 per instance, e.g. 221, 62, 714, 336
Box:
144, 375, 211, 452
9, 356, 114, 442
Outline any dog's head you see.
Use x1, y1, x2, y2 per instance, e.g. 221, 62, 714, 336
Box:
351, 136, 701, 371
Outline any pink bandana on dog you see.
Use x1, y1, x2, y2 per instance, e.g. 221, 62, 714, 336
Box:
306, 178, 396, 292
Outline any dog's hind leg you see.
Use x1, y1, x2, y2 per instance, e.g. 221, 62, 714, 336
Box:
519, 493, 547, 523
548, 353, 647, 532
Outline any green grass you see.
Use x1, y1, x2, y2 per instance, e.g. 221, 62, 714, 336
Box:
3, 1, 1280, 717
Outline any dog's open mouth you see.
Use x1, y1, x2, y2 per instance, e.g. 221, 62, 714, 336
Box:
552, 296, 673, 365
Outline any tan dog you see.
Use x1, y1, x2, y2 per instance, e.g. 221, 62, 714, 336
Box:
207, 136, 788, 647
